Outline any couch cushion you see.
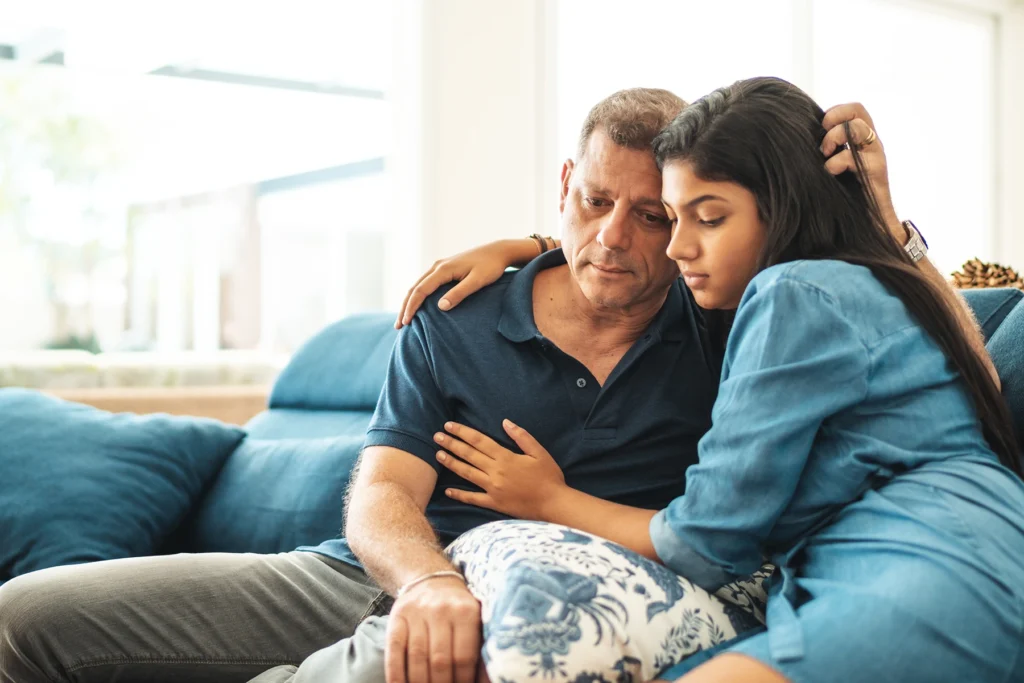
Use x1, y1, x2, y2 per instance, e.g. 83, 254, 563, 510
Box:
961, 288, 1023, 447
0, 389, 243, 582
269, 312, 397, 412
176, 436, 364, 554
985, 297, 1024, 446
961, 288, 1023, 342
245, 408, 373, 440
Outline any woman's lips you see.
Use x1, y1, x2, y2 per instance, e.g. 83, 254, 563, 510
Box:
682, 271, 709, 288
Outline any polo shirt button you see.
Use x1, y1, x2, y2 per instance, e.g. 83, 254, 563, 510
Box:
576, 378, 587, 388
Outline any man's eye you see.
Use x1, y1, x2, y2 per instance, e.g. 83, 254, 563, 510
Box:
586, 197, 606, 207
643, 213, 669, 225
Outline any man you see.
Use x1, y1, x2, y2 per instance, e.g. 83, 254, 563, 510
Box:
0, 88, 990, 683
254, 88, 721, 683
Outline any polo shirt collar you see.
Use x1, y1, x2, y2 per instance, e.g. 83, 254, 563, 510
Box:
497, 249, 688, 344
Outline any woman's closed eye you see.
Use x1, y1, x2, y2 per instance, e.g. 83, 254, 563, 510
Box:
698, 216, 726, 227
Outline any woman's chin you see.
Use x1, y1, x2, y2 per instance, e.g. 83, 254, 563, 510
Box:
690, 290, 722, 310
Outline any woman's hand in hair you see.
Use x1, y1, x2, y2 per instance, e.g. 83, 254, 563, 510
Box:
820, 103, 904, 241
396, 239, 547, 329
433, 419, 568, 521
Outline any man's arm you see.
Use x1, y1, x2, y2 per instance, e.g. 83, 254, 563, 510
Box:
346, 446, 481, 683
345, 446, 453, 592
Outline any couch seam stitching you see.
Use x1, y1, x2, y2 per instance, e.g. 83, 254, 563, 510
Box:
66, 655, 297, 673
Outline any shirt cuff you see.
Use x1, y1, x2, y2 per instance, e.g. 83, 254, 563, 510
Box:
649, 509, 738, 592
364, 428, 442, 472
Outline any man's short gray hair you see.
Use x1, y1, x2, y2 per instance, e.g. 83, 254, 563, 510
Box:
577, 88, 687, 160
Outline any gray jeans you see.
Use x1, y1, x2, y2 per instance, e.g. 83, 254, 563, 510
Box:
249, 616, 391, 683
0, 551, 391, 683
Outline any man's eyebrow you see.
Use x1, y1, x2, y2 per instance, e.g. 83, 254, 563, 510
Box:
580, 184, 665, 211
661, 194, 727, 209
635, 197, 667, 211
579, 182, 609, 195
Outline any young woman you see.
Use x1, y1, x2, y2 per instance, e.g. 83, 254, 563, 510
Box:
403, 78, 1024, 682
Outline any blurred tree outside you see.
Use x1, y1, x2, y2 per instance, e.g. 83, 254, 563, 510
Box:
0, 64, 126, 351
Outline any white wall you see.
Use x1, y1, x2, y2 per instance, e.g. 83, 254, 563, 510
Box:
384, 0, 556, 308
385, 0, 1024, 309
997, 4, 1024, 267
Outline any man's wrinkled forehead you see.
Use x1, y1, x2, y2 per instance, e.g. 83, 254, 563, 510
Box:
575, 134, 663, 204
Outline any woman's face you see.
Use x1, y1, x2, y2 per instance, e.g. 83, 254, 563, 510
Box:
661, 161, 766, 310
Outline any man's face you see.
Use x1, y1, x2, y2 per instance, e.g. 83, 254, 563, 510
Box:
559, 130, 679, 312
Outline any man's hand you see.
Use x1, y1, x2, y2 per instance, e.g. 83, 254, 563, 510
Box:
386, 577, 482, 683
821, 102, 905, 243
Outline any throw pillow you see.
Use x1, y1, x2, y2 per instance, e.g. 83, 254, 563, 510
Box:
446, 520, 771, 682
178, 435, 364, 554
0, 389, 244, 583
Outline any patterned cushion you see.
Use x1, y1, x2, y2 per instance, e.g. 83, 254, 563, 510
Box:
446, 521, 770, 682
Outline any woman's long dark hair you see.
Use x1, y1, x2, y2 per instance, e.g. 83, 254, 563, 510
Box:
653, 77, 1022, 476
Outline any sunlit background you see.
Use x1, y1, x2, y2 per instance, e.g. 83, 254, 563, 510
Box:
1, 0, 1021, 365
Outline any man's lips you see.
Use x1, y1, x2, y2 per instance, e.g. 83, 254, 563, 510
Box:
591, 263, 630, 274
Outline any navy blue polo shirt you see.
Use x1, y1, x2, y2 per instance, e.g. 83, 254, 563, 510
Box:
305, 250, 720, 568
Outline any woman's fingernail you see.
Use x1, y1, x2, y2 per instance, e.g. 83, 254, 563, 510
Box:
445, 422, 454, 431
437, 452, 447, 462
439, 299, 451, 311
446, 489, 454, 497
434, 433, 445, 443
503, 419, 516, 429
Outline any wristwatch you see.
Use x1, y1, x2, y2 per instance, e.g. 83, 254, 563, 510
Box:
902, 220, 928, 263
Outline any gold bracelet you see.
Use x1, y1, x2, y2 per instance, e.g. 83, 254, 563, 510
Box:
396, 570, 465, 598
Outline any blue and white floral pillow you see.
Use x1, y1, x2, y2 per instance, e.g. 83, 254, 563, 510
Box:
446, 520, 770, 683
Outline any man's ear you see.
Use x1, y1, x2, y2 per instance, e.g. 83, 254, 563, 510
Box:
559, 159, 575, 213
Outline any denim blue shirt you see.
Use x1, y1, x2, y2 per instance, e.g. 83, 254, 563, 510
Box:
650, 259, 1012, 590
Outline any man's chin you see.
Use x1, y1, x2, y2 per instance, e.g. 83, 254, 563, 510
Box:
578, 283, 639, 311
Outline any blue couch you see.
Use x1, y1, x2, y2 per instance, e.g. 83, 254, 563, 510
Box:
164, 288, 1024, 557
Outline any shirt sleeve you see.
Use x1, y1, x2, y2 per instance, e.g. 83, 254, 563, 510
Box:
364, 316, 449, 470
650, 277, 870, 590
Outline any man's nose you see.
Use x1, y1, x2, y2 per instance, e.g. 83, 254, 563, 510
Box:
596, 206, 631, 251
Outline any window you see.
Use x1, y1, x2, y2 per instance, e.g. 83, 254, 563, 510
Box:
557, 0, 797, 160
556, 0, 997, 275
811, 0, 996, 275
0, 2, 393, 354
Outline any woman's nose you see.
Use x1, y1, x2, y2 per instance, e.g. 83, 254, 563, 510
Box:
666, 223, 699, 261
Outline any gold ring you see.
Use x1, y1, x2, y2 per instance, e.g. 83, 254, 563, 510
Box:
859, 128, 877, 148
